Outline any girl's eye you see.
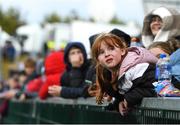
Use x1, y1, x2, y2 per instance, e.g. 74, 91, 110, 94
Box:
99, 50, 104, 55
108, 46, 114, 50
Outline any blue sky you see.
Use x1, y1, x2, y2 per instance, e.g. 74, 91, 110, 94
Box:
0, 0, 144, 26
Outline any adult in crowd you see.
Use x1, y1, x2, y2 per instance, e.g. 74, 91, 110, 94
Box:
142, 6, 180, 48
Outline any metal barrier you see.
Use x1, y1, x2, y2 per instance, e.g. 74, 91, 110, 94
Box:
2, 97, 180, 124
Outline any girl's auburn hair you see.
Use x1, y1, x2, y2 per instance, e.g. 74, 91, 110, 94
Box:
91, 33, 127, 104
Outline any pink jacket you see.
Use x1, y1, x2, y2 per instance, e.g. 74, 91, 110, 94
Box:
119, 47, 158, 76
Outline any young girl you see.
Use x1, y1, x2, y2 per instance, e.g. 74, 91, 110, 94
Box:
148, 38, 180, 87
91, 33, 158, 116
148, 38, 180, 58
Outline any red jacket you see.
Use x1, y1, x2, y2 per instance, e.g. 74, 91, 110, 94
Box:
38, 51, 65, 99
26, 77, 43, 93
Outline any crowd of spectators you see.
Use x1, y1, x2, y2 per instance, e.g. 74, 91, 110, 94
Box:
0, 6, 179, 118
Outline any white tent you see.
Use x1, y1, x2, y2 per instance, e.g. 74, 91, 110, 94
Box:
16, 24, 44, 53
71, 21, 141, 57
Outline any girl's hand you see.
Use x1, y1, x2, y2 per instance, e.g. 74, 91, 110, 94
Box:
48, 85, 62, 97
88, 84, 98, 97
119, 99, 129, 116
103, 93, 112, 102
19, 93, 26, 101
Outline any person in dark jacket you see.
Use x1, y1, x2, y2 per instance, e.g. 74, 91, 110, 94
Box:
48, 42, 90, 98
2, 40, 16, 62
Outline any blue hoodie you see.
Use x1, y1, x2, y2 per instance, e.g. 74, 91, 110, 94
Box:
170, 49, 180, 82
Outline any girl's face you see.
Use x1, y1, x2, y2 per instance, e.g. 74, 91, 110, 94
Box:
150, 16, 162, 36
97, 41, 126, 70
149, 47, 168, 58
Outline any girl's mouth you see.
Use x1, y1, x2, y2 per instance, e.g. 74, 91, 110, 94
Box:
106, 58, 113, 63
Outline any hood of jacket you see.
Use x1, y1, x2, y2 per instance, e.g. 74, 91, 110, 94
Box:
142, 6, 180, 48
64, 42, 87, 70
44, 51, 66, 75
119, 47, 158, 76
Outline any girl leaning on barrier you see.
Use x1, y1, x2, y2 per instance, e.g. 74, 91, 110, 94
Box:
91, 33, 158, 116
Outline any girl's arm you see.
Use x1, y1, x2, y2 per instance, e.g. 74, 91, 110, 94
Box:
124, 64, 157, 107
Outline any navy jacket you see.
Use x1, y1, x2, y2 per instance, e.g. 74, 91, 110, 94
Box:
60, 42, 90, 98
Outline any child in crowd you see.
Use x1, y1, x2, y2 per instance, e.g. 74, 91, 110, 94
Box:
38, 51, 66, 99
148, 38, 180, 88
91, 33, 158, 116
48, 42, 90, 98
15, 57, 39, 100
16, 50, 65, 100
148, 38, 180, 58
85, 28, 132, 97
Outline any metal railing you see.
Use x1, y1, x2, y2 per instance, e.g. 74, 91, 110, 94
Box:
2, 97, 180, 124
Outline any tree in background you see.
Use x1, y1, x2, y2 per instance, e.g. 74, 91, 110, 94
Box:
109, 15, 125, 25
0, 6, 26, 35
88, 17, 95, 22
63, 16, 71, 24
42, 9, 83, 24
43, 12, 61, 24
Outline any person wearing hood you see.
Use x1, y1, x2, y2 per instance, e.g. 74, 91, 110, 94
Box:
38, 51, 66, 100
91, 33, 158, 116
142, 6, 180, 48
48, 42, 90, 99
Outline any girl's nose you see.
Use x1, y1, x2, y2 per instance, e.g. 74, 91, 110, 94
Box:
105, 50, 110, 56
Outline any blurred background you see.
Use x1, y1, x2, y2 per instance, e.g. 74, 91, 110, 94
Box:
0, 0, 180, 80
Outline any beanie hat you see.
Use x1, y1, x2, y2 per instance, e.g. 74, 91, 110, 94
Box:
89, 34, 99, 48
110, 28, 131, 47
